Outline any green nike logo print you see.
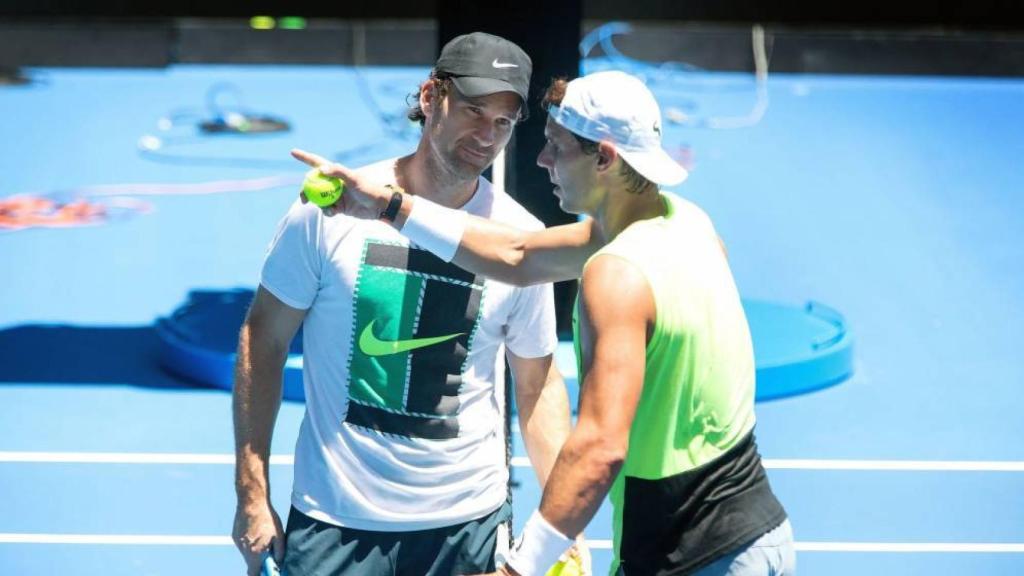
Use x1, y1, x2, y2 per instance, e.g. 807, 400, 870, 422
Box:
358, 320, 464, 357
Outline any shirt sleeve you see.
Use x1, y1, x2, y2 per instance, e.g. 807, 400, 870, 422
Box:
504, 280, 558, 359
259, 200, 324, 310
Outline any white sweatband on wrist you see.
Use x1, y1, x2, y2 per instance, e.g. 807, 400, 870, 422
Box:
399, 196, 468, 263
506, 510, 573, 576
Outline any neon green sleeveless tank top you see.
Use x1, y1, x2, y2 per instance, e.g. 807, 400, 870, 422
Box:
573, 194, 757, 573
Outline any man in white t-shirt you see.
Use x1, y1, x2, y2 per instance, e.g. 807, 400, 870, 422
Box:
232, 32, 579, 576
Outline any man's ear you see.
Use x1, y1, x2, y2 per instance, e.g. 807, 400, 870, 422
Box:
420, 79, 437, 118
596, 141, 619, 174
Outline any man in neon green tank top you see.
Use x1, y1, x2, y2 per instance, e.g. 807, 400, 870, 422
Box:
293, 70, 793, 575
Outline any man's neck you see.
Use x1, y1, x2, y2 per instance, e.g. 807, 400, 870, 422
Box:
593, 183, 665, 242
398, 144, 480, 209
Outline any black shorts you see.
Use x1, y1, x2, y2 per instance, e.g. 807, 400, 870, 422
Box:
282, 501, 512, 576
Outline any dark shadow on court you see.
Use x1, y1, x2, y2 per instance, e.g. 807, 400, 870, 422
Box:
0, 323, 199, 388
0, 288, 306, 397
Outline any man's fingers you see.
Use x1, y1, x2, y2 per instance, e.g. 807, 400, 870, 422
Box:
316, 161, 357, 182
290, 148, 330, 168
242, 544, 264, 576
291, 148, 358, 183
242, 534, 276, 576
322, 193, 351, 217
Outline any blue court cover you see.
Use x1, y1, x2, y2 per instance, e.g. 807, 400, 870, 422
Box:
156, 289, 853, 404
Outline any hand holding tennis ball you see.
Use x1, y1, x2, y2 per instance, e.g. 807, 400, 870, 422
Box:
302, 169, 345, 207
485, 540, 588, 576
292, 148, 395, 220
545, 554, 584, 576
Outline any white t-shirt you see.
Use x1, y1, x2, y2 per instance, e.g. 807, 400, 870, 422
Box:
260, 158, 557, 531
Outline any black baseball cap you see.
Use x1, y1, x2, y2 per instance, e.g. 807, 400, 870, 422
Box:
435, 32, 532, 104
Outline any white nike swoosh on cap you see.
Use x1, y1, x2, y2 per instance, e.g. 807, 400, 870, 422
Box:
492, 59, 519, 69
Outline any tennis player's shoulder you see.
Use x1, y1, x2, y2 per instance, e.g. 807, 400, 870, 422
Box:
666, 193, 716, 234
287, 195, 321, 222
667, 193, 706, 219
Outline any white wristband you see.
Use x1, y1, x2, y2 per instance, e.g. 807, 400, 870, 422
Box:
399, 196, 468, 263
506, 510, 573, 576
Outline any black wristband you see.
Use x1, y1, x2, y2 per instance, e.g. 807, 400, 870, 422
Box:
379, 185, 404, 222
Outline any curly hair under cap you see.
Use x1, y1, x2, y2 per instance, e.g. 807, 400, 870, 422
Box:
407, 70, 455, 126
541, 78, 654, 195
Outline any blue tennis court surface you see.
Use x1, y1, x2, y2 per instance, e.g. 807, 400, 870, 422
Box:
2, 61, 1023, 575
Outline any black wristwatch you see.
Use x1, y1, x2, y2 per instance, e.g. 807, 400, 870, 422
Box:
379, 185, 404, 222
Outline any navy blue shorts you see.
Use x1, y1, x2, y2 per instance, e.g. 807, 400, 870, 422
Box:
282, 501, 512, 576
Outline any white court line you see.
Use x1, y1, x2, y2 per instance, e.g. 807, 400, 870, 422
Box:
515, 457, 1024, 472
795, 542, 1024, 553
4, 452, 1024, 472
763, 459, 1024, 472
3, 534, 1024, 553
0, 534, 232, 545
4, 456, 1023, 553
0, 452, 295, 465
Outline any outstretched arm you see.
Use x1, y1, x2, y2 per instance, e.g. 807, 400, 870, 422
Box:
455, 216, 598, 286
291, 149, 602, 286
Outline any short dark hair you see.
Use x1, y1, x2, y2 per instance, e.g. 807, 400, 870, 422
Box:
541, 78, 654, 195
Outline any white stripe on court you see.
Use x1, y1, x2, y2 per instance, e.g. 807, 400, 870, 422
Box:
0, 451, 525, 466
763, 459, 1024, 472
3, 534, 1024, 553
0, 452, 295, 465
4, 452, 1024, 472
795, 542, 1024, 553
0, 534, 232, 545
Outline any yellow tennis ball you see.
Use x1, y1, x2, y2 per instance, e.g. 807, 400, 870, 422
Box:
303, 168, 344, 207
545, 555, 583, 576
